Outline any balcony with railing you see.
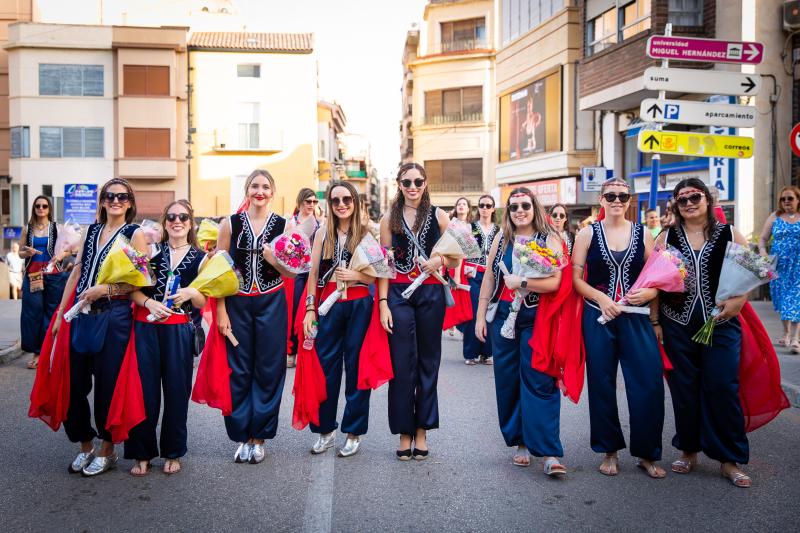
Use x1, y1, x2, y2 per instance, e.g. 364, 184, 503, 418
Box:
425, 38, 489, 56
427, 180, 483, 193
423, 111, 483, 125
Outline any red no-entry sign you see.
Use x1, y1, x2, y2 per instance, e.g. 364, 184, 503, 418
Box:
791, 123, 800, 158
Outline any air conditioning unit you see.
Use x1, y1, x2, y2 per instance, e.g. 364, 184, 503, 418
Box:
785, 1, 800, 31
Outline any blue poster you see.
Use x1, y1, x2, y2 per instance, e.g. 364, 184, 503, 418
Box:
3, 227, 22, 240
64, 184, 98, 225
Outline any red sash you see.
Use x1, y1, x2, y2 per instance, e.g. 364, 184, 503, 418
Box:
133, 306, 190, 324
191, 297, 233, 415
106, 311, 146, 443
320, 283, 370, 302
291, 298, 327, 430
442, 263, 473, 330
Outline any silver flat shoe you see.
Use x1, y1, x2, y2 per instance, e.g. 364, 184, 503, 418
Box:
249, 443, 266, 464
310, 431, 336, 454
338, 436, 361, 457
234, 443, 252, 463
81, 453, 117, 477
68, 449, 95, 473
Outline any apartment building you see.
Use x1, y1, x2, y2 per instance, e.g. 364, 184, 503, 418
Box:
402, 0, 497, 207
5, 22, 188, 223
317, 99, 346, 194
495, 1, 596, 218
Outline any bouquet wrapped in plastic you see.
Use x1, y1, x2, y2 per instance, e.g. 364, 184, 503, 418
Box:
318, 233, 396, 316
692, 242, 777, 345
500, 237, 567, 339
401, 219, 482, 299
197, 218, 220, 251
189, 251, 242, 298
598, 245, 688, 324
63, 235, 154, 322
44, 221, 82, 273
139, 219, 162, 244
270, 230, 312, 274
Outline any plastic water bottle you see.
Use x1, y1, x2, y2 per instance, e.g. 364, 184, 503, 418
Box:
303, 322, 318, 350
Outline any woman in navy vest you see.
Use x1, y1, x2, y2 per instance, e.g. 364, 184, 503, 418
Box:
462, 194, 498, 365
18, 195, 69, 369
657, 178, 752, 488
303, 181, 375, 457
474, 187, 566, 476
572, 178, 666, 479
216, 169, 291, 465
51, 178, 148, 477
378, 163, 454, 460
125, 200, 206, 476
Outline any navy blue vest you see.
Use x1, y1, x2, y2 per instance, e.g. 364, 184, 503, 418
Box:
584, 222, 645, 310
391, 207, 441, 274
142, 243, 204, 313
24, 221, 57, 270
76, 223, 140, 295
317, 234, 354, 288
660, 222, 732, 325
229, 211, 286, 294
470, 221, 499, 267
490, 232, 547, 307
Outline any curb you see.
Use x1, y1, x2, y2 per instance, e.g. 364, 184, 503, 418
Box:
0, 340, 23, 365
782, 381, 800, 409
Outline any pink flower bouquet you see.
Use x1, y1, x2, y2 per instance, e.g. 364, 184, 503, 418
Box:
270, 231, 312, 274
45, 221, 82, 273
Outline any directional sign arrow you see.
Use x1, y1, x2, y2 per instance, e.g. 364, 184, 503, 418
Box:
646, 35, 764, 65
646, 103, 663, 119
643, 67, 762, 97
639, 98, 757, 128
643, 134, 660, 149
744, 43, 760, 62
637, 130, 754, 159
740, 76, 757, 93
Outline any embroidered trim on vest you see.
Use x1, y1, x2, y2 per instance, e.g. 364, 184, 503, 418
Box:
584, 222, 643, 310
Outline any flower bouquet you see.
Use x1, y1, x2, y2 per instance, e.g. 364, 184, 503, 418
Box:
140, 219, 162, 244
63, 235, 154, 322
197, 218, 220, 251
44, 221, 82, 273
692, 242, 777, 345
499, 237, 567, 339
401, 219, 482, 300
597, 245, 688, 324
318, 233, 396, 316
189, 251, 242, 298
270, 230, 312, 274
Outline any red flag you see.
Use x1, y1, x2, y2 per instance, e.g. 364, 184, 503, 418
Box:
29, 288, 76, 431
291, 300, 327, 430
106, 312, 146, 443
191, 297, 233, 415
357, 292, 394, 390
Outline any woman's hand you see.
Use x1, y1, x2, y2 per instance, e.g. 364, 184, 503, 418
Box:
652, 324, 663, 344
334, 267, 360, 283
19, 245, 40, 259
217, 309, 232, 336
262, 243, 277, 267
596, 293, 622, 321
475, 317, 487, 343
303, 310, 316, 337
79, 284, 107, 304
145, 299, 174, 321
625, 288, 658, 306
379, 300, 393, 334
419, 256, 443, 275
52, 311, 62, 337
503, 274, 524, 291
171, 287, 200, 308
464, 265, 477, 279
715, 294, 748, 321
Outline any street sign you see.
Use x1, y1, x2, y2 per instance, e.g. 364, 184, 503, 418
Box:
646, 35, 763, 64
643, 67, 761, 96
709, 126, 734, 201
640, 98, 756, 128
581, 166, 606, 192
791, 122, 800, 158
637, 130, 754, 159
64, 184, 98, 225
3, 227, 22, 240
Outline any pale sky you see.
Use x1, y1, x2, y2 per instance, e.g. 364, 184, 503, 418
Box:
36, 0, 429, 179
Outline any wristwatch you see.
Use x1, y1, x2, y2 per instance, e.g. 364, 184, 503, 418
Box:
520, 279, 528, 289
305, 294, 315, 305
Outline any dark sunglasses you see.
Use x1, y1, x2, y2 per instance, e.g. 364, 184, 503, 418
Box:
551, 212, 567, 219
102, 192, 131, 203
676, 193, 704, 207
34, 203, 49, 209
166, 213, 191, 223
330, 196, 353, 207
304, 198, 319, 205
478, 203, 494, 209
508, 202, 532, 212
400, 178, 425, 189
602, 193, 631, 204
780, 196, 797, 203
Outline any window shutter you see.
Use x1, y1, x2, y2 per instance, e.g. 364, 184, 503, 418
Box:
147, 128, 170, 157
425, 91, 442, 118
462, 158, 483, 190
123, 65, 147, 95
462, 87, 482, 116
84, 128, 104, 157
146, 66, 170, 96
62, 127, 83, 157
83, 65, 104, 96
61, 66, 83, 96
124, 128, 147, 157
40, 127, 62, 157
442, 159, 462, 189
10, 127, 21, 158
39, 65, 60, 95
424, 160, 443, 186
443, 89, 461, 116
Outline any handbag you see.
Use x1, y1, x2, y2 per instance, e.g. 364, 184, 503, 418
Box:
192, 325, 206, 357
486, 301, 499, 323
404, 228, 455, 308
28, 271, 44, 293
70, 308, 111, 354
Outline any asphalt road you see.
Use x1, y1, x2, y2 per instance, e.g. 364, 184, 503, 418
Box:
1, 333, 799, 533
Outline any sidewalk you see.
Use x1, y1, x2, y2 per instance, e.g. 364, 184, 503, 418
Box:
0, 299, 22, 364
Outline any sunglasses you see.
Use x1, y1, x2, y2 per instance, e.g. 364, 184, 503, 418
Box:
400, 178, 425, 189
478, 203, 494, 209
551, 212, 567, 219
304, 198, 319, 205
330, 196, 353, 207
508, 202, 532, 212
780, 196, 797, 202
102, 192, 131, 203
34, 203, 49, 209
166, 213, 191, 223
676, 193, 704, 207
602, 193, 631, 204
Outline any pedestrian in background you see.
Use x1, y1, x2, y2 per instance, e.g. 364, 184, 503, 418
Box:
286, 188, 320, 368
303, 181, 375, 457
572, 178, 666, 479
125, 200, 206, 476
658, 178, 752, 488
52, 178, 148, 476
645, 208, 662, 239
758, 185, 800, 352
18, 195, 69, 369
475, 187, 567, 476
215, 169, 292, 465
379, 163, 452, 460
447, 197, 472, 339
548, 203, 574, 255
6, 241, 24, 299
462, 194, 498, 365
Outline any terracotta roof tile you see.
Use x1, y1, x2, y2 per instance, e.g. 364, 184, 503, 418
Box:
189, 32, 313, 53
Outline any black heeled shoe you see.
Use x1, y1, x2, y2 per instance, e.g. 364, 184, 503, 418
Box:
396, 449, 413, 461
412, 448, 429, 460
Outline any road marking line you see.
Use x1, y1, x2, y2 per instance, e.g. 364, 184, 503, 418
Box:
302, 450, 334, 533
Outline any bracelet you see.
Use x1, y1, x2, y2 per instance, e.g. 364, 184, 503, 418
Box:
306, 305, 316, 310
144, 297, 151, 307
650, 320, 660, 326
379, 298, 388, 302
305, 309, 316, 314
479, 297, 490, 301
